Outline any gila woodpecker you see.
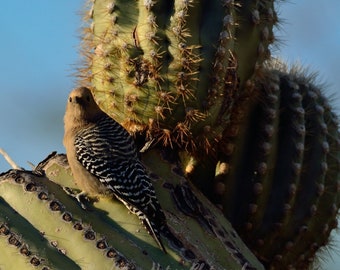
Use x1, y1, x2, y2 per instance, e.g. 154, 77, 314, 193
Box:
63, 86, 167, 252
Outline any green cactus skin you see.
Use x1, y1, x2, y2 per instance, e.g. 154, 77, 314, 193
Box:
234, 0, 277, 89
0, 198, 78, 270
209, 62, 340, 269
0, 170, 137, 269
80, 0, 276, 157
0, 152, 264, 270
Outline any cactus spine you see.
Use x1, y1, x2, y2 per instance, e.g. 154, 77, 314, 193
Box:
81, 0, 276, 156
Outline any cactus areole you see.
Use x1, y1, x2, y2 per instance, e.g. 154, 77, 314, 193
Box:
80, 0, 276, 157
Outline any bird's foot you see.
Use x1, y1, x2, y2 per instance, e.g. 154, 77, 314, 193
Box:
63, 187, 90, 210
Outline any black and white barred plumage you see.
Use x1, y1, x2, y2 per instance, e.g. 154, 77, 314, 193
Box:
64, 87, 166, 252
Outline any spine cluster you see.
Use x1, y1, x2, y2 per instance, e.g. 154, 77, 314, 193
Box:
80, 0, 276, 157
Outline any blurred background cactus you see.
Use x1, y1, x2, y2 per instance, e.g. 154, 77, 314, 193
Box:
1, 0, 340, 269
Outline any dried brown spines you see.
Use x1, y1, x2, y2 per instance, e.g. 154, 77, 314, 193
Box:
211, 63, 340, 268
79, 0, 278, 157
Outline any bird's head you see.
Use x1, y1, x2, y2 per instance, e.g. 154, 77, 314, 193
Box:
65, 87, 104, 124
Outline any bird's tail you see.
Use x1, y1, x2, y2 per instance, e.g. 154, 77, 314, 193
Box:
143, 218, 167, 253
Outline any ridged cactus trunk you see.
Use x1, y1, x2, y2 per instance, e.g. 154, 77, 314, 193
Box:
0, 0, 339, 269
80, 0, 276, 156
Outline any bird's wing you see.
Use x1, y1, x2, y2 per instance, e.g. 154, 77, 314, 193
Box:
74, 118, 160, 213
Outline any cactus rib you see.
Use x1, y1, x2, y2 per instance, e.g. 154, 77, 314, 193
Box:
209, 62, 340, 268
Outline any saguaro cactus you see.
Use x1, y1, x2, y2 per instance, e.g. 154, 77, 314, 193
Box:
0, 0, 339, 269
80, 0, 277, 157
0, 152, 263, 269
78, 0, 340, 268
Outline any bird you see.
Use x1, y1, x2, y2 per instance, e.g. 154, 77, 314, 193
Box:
63, 86, 167, 252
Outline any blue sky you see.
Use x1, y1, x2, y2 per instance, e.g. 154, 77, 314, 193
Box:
1, 1, 340, 268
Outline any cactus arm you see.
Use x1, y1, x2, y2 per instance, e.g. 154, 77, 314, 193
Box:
140, 148, 265, 269
0, 152, 264, 269
0, 171, 137, 269
0, 197, 80, 270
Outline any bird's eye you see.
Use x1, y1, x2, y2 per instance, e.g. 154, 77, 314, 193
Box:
69, 97, 72, 102
86, 96, 90, 102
